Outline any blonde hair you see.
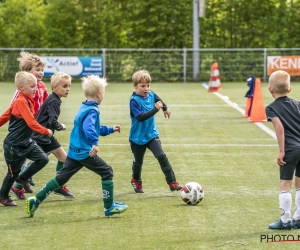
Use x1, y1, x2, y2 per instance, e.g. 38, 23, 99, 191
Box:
132, 69, 151, 85
268, 70, 291, 94
17, 51, 45, 71
51, 72, 72, 88
81, 75, 107, 98
15, 71, 37, 89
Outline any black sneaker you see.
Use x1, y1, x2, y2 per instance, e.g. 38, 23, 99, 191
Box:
169, 182, 183, 191
292, 219, 300, 229
15, 176, 33, 193
54, 185, 75, 198
0, 196, 17, 206
27, 177, 35, 186
131, 178, 144, 193
269, 219, 292, 230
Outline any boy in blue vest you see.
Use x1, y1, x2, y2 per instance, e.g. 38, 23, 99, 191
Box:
267, 70, 300, 230
129, 69, 182, 193
26, 75, 128, 217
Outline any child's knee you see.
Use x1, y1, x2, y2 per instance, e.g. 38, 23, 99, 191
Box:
37, 153, 49, 166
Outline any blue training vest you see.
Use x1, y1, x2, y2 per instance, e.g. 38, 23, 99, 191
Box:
68, 103, 100, 160
129, 91, 159, 145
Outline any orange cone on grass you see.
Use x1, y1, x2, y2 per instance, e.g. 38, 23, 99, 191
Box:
248, 78, 267, 122
208, 62, 221, 92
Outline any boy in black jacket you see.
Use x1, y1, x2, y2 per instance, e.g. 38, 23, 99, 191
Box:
11, 72, 74, 199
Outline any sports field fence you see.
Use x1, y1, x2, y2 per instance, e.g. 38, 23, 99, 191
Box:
0, 48, 299, 83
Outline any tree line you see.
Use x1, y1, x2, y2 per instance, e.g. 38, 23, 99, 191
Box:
0, 0, 299, 49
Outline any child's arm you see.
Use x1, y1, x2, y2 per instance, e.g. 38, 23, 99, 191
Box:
271, 117, 286, 166
0, 107, 12, 126
130, 99, 161, 122
48, 102, 66, 131
82, 110, 99, 157
100, 125, 121, 136
15, 99, 52, 136
154, 93, 171, 119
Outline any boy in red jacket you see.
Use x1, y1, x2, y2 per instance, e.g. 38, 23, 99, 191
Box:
0, 71, 52, 206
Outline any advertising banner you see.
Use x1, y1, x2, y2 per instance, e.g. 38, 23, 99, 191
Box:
267, 56, 300, 76
40, 56, 102, 77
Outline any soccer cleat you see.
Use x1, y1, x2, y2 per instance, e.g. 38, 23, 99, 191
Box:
27, 176, 35, 186
269, 219, 292, 230
131, 178, 144, 193
169, 182, 183, 191
0, 196, 17, 206
11, 184, 27, 200
26, 196, 40, 217
292, 219, 300, 229
15, 176, 33, 193
53, 185, 75, 198
104, 202, 128, 217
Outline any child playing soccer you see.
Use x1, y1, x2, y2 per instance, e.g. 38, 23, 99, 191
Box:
0, 72, 52, 206
11, 72, 74, 199
129, 69, 182, 193
26, 75, 128, 217
11, 51, 48, 190
11, 51, 49, 116
267, 70, 300, 230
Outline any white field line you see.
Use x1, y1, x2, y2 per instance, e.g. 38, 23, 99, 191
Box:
202, 83, 276, 140
59, 143, 276, 147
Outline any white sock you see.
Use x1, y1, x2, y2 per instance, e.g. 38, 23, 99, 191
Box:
293, 189, 300, 220
279, 191, 292, 223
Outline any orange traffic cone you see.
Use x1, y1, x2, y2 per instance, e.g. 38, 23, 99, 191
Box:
208, 62, 221, 92
249, 78, 267, 122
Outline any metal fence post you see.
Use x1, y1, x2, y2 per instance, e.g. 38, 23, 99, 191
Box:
102, 48, 106, 78
263, 48, 267, 82
183, 48, 186, 83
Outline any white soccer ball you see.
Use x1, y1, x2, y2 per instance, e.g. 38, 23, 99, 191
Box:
180, 182, 204, 205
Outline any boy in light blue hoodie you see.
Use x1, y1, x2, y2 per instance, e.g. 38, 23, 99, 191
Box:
26, 75, 128, 217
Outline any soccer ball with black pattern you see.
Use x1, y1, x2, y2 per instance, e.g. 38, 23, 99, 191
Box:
180, 182, 204, 205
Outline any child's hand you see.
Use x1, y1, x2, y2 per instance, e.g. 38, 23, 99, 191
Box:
277, 152, 286, 166
164, 109, 171, 119
47, 129, 53, 137
113, 125, 121, 133
61, 123, 66, 130
89, 145, 98, 157
155, 101, 163, 110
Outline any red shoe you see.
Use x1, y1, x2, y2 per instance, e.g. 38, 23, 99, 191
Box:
169, 182, 183, 191
131, 178, 144, 193
0, 196, 17, 206
11, 184, 27, 200
54, 185, 75, 198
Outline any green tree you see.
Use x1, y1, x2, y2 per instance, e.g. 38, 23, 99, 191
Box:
0, 0, 45, 47
41, 0, 79, 48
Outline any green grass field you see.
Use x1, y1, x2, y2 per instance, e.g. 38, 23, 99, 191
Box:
0, 80, 300, 249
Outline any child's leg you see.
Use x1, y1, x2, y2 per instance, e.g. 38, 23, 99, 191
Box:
50, 147, 74, 198
19, 143, 49, 181
0, 144, 27, 198
82, 155, 114, 208
26, 157, 82, 217
293, 162, 300, 221
130, 142, 146, 181
147, 138, 176, 184
279, 180, 292, 223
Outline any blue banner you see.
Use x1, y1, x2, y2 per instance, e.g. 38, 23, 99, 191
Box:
40, 56, 103, 77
